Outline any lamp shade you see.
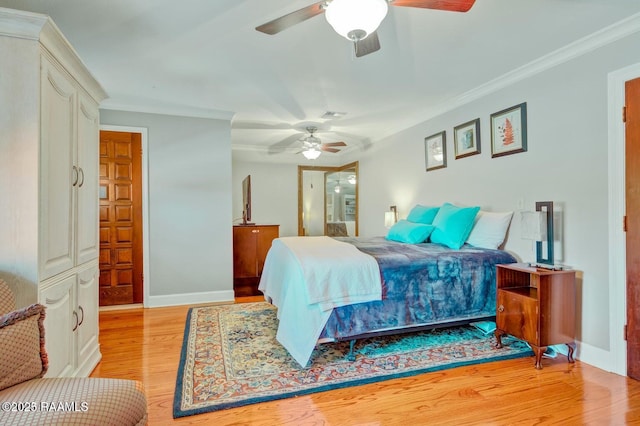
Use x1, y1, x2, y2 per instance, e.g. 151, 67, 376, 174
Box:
325, 0, 388, 41
385, 211, 396, 228
520, 211, 546, 241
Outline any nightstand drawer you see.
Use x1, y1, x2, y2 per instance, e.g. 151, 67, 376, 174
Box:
497, 289, 538, 345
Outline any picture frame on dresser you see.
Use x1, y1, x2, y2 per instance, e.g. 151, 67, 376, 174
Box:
454, 118, 481, 159
490, 102, 527, 158
425, 131, 447, 171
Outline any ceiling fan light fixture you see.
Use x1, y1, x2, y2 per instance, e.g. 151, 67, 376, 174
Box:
325, 0, 388, 41
302, 147, 322, 160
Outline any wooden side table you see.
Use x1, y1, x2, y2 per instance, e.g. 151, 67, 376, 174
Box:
494, 263, 576, 369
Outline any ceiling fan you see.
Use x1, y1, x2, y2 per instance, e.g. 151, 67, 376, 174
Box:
297, 126, 347, 159
256, 0, 476, 57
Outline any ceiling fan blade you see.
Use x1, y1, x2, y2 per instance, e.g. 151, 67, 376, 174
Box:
355, 31, 381, 58
256, 1, 327, 35
321, 147, 342, 153
323, 141, 347, 147
268, 133, 305, 154
390, 0, 475, 12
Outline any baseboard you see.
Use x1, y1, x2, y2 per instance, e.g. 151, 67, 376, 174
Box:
146, 290, 235, 308
573, 341, 624, 376
75, 347, 102, 378
99, 303, 143, 311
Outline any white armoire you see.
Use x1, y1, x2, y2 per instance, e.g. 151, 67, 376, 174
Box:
0, 8, 107, 377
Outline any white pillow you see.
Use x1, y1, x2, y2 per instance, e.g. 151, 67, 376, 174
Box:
466, 211, 514, 249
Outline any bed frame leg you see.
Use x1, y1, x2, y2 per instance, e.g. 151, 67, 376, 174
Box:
347, 340, 356, 361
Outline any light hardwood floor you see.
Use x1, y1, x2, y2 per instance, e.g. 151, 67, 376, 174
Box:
91, 298, 640, 425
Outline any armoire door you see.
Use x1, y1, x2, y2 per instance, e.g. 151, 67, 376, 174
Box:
39, 55, 76, 280
99, 131, 143, 306
76, 92, 100, 266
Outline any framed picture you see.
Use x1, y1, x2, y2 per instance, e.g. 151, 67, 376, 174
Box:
425, 131, 446, 171
454, 118, 481, 159
491, 102, 527, 158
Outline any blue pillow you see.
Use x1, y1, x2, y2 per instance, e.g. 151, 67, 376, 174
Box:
386, 220, 434, 244
406, 205, 440, 224
430, 203, 480, 249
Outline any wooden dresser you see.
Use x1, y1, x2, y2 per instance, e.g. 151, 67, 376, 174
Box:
232, 225, 279, 296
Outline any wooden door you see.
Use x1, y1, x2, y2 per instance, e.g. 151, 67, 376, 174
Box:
99, 131, 143, 306
626, 77, 640, 380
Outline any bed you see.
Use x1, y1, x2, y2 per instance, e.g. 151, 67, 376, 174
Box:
259, 234, 517, 367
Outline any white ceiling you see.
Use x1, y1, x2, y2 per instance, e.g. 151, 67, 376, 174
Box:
3, 0, 640, 162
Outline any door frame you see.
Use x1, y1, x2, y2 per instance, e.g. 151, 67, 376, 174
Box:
297, 161, 359, 237
607, 62, 640, 376
99, 124, 151, 308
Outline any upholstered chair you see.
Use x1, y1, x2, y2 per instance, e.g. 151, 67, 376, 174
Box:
0, 279, 148, 425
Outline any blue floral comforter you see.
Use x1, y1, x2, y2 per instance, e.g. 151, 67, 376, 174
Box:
319, 236, 517, 340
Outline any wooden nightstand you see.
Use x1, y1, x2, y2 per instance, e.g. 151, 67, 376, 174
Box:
494, 263, 576, 369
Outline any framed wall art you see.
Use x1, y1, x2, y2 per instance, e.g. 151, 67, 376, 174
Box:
454, 118, 481, 159
490, 102, 527, 158
425, 131, 446, 171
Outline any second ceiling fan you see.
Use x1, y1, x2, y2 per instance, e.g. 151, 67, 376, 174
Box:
256, 0, 476, 57
298, 126, 347, 160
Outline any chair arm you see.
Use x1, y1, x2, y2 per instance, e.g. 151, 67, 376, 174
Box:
0, 304, 48, 391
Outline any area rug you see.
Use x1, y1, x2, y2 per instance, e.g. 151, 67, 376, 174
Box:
173, 302, 531, 418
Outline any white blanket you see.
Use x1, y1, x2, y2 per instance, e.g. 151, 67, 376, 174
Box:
258, 236, 382, 367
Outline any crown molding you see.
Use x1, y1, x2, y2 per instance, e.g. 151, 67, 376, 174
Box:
0, 7, 47, 40
0, 7, 107, 103
100, 100, 235, 121
455, 11, 640, 108
372, 11, 640, 147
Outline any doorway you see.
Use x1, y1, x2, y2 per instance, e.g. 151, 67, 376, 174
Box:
297, 162, 359, 236
98, 129, 146, 306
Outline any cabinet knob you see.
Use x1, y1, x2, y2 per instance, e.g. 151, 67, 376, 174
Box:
252, 229, 259, 233
498, 305, 505, 313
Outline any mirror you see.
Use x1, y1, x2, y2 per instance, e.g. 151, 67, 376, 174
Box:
298, 161, 358, 236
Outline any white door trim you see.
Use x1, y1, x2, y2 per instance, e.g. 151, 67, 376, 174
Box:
99, 125, 151, 308
607, 62, 640, 376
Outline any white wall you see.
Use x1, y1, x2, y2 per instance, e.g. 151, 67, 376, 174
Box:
230, 158, 362, 237
357, 31, 640, 367
231, 157, 299, 237
100, 109, 234, 306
